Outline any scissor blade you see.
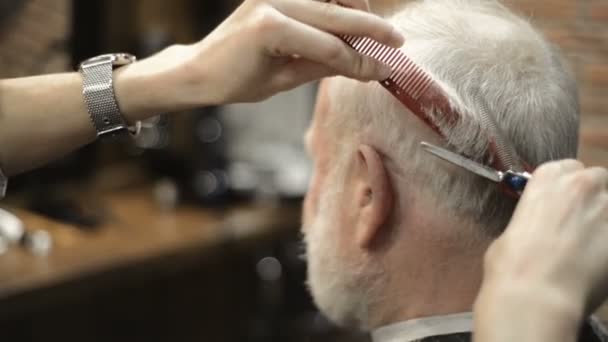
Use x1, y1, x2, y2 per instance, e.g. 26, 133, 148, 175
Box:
420, 142, 502, 183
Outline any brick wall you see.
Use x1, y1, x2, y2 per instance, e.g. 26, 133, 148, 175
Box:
505, 0, 608, 168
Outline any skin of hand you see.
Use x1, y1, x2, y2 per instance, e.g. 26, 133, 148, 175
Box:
0, 0, 403, 175
474, 160, 608, 342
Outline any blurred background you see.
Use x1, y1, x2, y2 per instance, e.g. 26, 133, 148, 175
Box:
0, 0, 606, 341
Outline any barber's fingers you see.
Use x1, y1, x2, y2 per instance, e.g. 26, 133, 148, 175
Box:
267, 16, 392, 80
575, 167, 608, 194
532, 159, 585, 180
274, 0, 404, 48
510, 159, 590, 229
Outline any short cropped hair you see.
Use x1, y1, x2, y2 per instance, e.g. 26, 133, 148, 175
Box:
328, 0, 579, 236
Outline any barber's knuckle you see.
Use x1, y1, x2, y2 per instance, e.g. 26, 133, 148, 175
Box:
320, 2, 340, 19
367, 17, 393, 41
564, 159, 585, 170
254, 7, 286, 34
534, 161, 561, 178
535, 159, 580, 178
325, 41, 346, 63
569, 171, 598, 196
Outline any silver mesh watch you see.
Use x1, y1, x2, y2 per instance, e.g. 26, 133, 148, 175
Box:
79, 53, 142, 138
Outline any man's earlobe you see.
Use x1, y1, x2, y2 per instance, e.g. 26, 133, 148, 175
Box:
355, 145, 394, 249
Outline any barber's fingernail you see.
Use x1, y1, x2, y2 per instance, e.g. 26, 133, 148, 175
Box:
391, 27, 405, 47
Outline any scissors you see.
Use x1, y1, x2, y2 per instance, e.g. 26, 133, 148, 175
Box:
421, 142, 532, 196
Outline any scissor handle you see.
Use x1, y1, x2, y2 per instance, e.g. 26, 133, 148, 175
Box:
503, 171, 531, 193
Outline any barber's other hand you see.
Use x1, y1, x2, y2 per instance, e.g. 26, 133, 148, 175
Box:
479, 160, 608, 317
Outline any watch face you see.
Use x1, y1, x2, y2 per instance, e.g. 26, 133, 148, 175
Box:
82, 53, 136, 68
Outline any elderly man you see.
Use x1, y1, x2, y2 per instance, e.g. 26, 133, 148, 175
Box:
302, 1, 608, 341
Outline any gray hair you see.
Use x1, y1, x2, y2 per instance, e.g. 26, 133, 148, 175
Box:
327, 0, 579, 236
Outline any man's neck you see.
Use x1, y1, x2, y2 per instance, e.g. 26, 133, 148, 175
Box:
367, 227, 490, 329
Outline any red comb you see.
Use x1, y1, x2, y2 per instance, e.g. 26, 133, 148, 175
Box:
341, 37, 456, 140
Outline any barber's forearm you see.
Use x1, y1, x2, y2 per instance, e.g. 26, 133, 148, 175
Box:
474, 282, 583, 342
0, 45, 213, 175
0, 72, 97, 175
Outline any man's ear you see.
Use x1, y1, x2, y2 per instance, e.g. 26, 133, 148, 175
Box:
354, 144, 394, 249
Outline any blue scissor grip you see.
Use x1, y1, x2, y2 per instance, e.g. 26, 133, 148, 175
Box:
503, 172, 529, 192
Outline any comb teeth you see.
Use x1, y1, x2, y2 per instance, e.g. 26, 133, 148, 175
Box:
475, 97, 523, 172
341, 35, 433, 100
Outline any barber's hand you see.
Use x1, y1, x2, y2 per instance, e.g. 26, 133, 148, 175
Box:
117, 0, 403, 116
197, 0, 403, 103
479, 160, 608, 318
473, 160, 608, 342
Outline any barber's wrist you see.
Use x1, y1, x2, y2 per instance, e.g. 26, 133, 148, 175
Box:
171, 42, 226, 107
477, 278, 585, 324
474, 281, 584, 342
112, 44, 221, 122
112, 61, 165, 123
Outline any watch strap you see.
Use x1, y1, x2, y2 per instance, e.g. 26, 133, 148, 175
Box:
81, 60, 128, 136
80, 54, 141, 138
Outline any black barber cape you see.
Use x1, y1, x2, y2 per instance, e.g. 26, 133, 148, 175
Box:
417, 320, 608, 342
371, 313, 608, 342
